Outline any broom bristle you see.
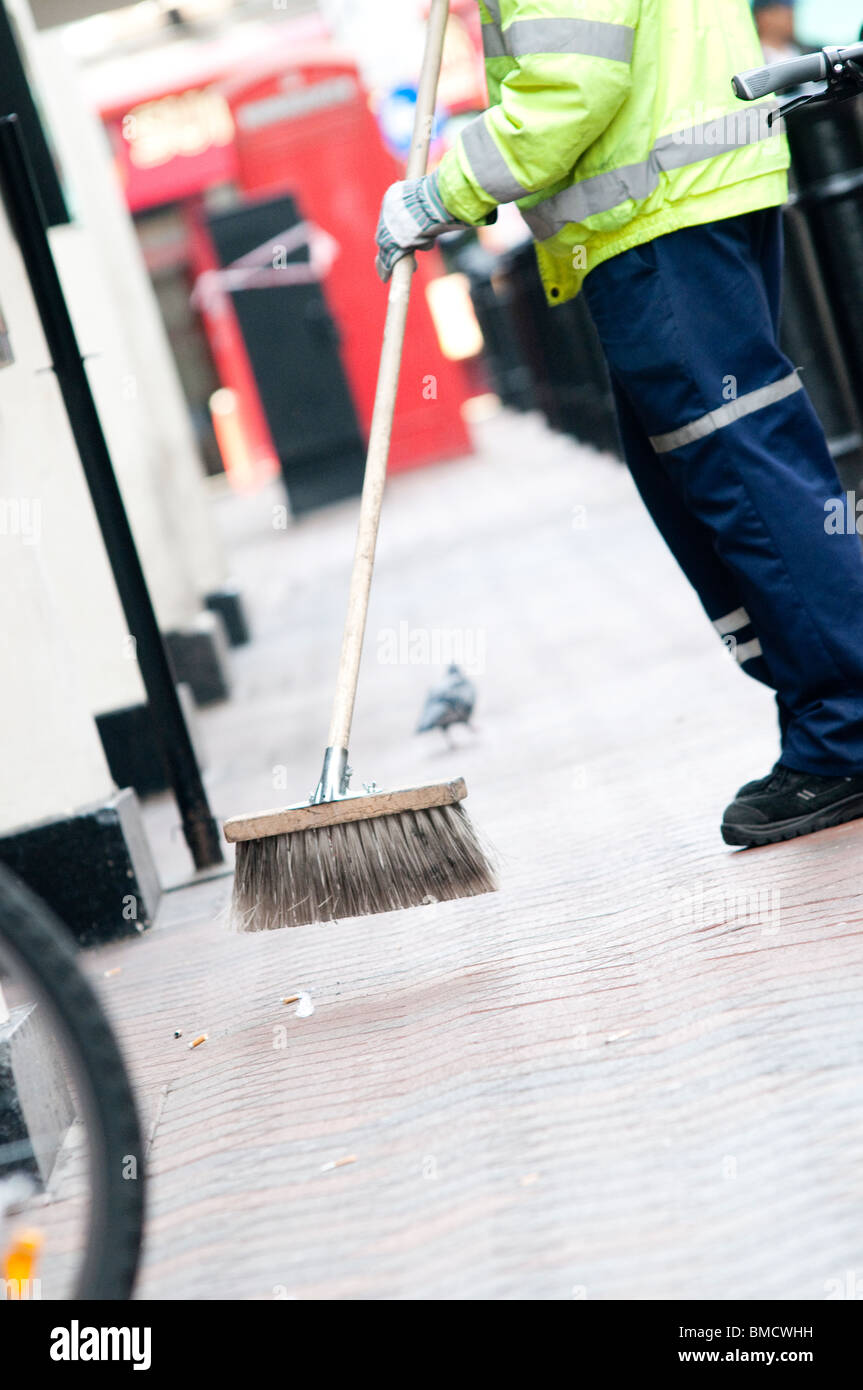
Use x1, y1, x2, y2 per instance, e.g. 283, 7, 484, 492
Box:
230, 802, 496, 931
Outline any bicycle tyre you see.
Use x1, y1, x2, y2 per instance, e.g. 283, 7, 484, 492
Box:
0, 864, 145, 1299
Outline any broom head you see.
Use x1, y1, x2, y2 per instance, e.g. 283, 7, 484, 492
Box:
224, 778, 496, 931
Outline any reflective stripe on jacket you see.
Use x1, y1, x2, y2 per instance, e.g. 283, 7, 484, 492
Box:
435, 0, 790, 304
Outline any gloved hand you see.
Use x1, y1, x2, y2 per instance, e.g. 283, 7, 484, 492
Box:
374, 171, 464, 282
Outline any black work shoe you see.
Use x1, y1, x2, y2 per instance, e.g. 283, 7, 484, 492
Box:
722, 764, 863, 847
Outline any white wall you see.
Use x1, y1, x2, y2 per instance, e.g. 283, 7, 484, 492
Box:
47, 221, 202, 634
0, 194, 117, 832
6, 0, 230, 667
36, 26, 230, 604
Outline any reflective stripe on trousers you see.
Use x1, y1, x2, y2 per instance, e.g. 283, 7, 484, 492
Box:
650, 371, 802, 454
713, 608, 764, 665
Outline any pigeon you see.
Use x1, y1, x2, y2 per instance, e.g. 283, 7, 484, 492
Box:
416, 664, 476, 744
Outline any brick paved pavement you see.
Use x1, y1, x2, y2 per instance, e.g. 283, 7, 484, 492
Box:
81, 409, 863, 1299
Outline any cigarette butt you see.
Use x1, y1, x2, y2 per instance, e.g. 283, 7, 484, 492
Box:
320, 1154, 357, 1172
519, 1173, 540, 1187
188, 1033, 208, 1049
103, 968, 122, 978
281, 995, 301, 1006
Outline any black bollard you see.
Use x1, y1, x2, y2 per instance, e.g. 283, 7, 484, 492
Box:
497, 242, 621, 455
780, 197, 863, 491
786, 95, 863, 403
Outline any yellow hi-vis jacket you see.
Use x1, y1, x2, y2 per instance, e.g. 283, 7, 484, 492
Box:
436, 0, 789, 304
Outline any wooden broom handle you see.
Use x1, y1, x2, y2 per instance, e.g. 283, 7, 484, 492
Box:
327, 0, 451, 753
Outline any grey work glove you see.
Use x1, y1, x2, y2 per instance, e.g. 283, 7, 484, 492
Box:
374, 171, 465, 282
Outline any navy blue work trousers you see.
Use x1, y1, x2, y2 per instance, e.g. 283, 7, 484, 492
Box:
583, 207, 863, 775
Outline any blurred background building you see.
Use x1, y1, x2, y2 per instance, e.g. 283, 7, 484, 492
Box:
51, 0, 493, 508
37, 0, 863, 508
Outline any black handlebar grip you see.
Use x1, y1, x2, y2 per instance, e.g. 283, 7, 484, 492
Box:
732, 50, 828, 100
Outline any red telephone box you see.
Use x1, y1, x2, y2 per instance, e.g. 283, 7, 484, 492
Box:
224, 43, 473, 473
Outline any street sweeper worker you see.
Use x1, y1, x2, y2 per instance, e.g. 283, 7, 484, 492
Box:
375, 0, 863, 849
